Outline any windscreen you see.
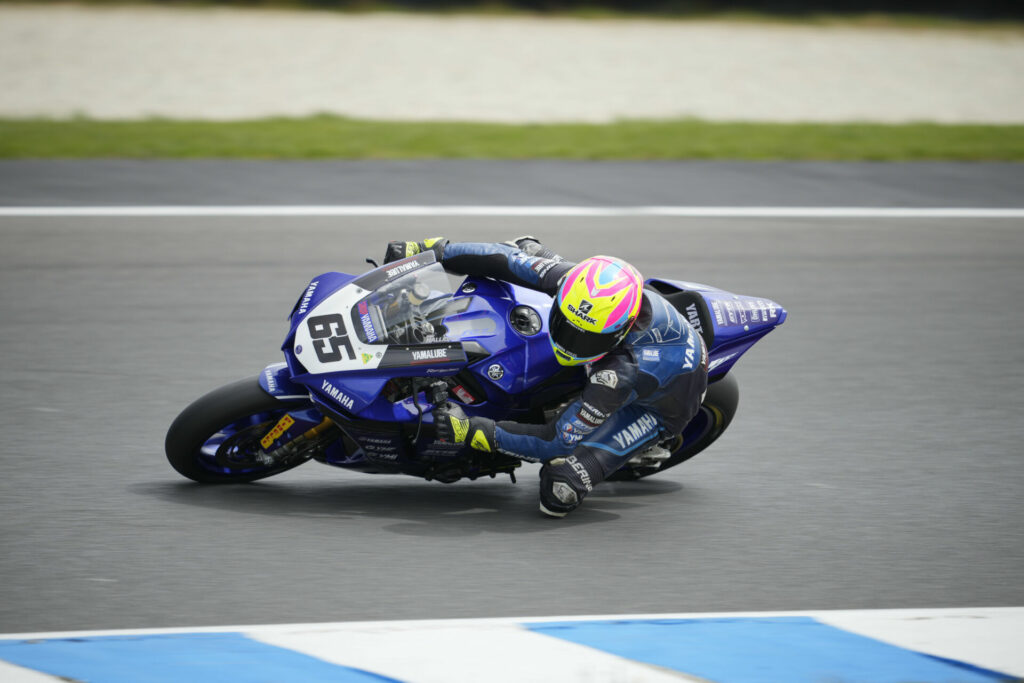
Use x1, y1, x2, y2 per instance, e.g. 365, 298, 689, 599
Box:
351, 263, 471, 346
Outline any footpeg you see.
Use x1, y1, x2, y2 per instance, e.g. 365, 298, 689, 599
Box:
627, 443, 672, 469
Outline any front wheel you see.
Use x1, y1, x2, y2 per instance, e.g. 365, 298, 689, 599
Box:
607, 372, 740, 481
165, 377, 316, 483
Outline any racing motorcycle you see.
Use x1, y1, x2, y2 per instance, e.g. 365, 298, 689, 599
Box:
165, 252, 786, 485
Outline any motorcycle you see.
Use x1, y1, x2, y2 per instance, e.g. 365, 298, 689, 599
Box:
165, 251, 786, 486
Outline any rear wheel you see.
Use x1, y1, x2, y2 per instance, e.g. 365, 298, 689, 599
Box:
607, 373, 739, 481
165, 377, 315, 483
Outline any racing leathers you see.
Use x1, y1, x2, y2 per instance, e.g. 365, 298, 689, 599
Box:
391, 238, 709, 517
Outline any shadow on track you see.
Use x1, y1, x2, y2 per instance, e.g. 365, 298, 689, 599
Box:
132, 476, 685, 536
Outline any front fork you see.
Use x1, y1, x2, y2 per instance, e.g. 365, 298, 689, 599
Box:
257, 362, 334, 465
257, 415, 337, 466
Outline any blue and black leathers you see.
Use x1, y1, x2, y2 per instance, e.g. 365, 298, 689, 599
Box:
492, 289, 707, 463
443, 241, 706, 435
392, 239, 709, 515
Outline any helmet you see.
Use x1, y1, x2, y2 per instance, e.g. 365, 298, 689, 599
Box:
549, 256, 644, 366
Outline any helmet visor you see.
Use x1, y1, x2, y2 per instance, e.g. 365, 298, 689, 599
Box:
548, 306, 621, 362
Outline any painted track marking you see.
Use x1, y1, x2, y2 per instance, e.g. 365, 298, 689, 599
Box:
1, 205, 1024, 218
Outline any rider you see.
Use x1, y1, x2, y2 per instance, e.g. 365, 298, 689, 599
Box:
383, 237, 708, 517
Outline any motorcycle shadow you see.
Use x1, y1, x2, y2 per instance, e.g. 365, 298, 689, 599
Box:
134, 473, 684, 535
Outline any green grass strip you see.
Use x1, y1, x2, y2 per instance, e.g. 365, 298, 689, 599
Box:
2, 116, 1023, 160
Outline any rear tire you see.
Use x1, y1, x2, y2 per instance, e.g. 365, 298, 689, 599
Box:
165, 377, 313, 483
607, 372, 739, 481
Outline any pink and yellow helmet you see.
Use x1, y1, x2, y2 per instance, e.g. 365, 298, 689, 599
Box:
549, 256, 644, 366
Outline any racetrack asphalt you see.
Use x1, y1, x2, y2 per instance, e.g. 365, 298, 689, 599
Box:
1, 162, 1022, 632
3, 160, 1024, 208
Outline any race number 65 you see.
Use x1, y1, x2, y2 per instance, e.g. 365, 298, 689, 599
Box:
307, 314, 355, 363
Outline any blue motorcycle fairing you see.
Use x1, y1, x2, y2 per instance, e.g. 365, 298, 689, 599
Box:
646, 278, 787, 379
457, 280, 568, 397
305, 373, 390, 415
259, 362, 312, 401
286, 271, 357, 328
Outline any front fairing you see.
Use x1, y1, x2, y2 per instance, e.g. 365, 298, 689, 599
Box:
281, 254, 578, 423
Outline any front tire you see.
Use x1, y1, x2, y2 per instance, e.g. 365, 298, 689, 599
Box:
165, 377, 313, 483
607, 372, 740, 481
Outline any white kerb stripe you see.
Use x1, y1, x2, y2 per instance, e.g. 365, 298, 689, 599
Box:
1, 205, 1023, 218
819, 608, 1024, 678
251, 622, 702, 683
0, 660, 61, 683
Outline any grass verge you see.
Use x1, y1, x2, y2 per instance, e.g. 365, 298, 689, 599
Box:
2, 116, 1023, 160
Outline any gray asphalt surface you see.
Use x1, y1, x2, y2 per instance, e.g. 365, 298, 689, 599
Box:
3, 160, 1024, 207
1, 162, 1023, 633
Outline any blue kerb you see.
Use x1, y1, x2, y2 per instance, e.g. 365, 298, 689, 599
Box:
0, 632, 401, 683
3, 618, 1017, 683
525, 616, 1016, 683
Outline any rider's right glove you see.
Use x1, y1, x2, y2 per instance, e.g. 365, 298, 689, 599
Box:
434, 402, 496, 453
383, 237, 448, 264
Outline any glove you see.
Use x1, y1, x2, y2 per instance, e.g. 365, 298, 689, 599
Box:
383, 237, 448, 264
501, 235, 563, 262
502, 235, 540, 250
434, 402, 496, 452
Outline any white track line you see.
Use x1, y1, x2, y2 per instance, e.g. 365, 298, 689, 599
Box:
1, 205, 1024, 218
3, 607, 1021, 641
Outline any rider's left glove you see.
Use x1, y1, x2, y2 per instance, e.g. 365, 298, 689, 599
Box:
383, 237, 448, 265
434, 402, 496, 452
